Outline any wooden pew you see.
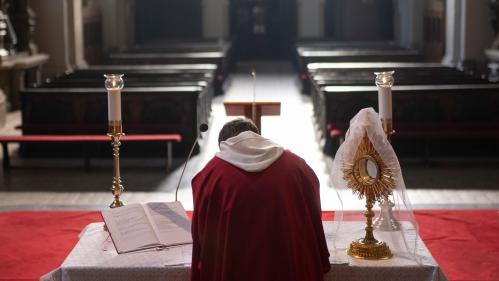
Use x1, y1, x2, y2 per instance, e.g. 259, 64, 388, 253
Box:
294, 41, 422, 85
306, 63, 491, 115
307, 63, 491, 124
65, 64, 217, 122
130, 41, 231, 52
299, 49, 421, 63
20, 85, 207, 158
108, 52, 224, 65
75, 64, 218, 75
317, 84, 499, 158
84, 64, 224, 96
107, 43, 232, 95
125, 41, 232, 68
41, 65, 216, 130
302, 62, 485, 94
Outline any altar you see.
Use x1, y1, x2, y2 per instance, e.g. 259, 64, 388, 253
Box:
41, 221, 446, 281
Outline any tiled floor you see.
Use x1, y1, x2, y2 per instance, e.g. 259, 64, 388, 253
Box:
1, 62, 498, 211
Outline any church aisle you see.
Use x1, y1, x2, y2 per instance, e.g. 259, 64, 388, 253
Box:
170, 61, 338, 210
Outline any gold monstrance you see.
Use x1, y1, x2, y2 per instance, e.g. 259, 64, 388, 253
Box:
343, 132, 395, 260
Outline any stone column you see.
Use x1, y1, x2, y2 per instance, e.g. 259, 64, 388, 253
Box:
67, 0, 87, 68
297, 0, 324, 39
0, 4, 10, 57
442, 0, 464, 66
31, 0, 70, 75
443, 0, 494, 66
394, 0, 423, 49
31, 0, 86, 76
202, 0, 229, 39
98, 0, 135, 52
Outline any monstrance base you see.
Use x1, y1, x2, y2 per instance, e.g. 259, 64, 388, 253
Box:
347, 238, 392, 260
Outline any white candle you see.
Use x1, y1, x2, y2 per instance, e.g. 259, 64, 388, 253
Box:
377, 86, 392, 120
107, 89, 121, 121
104, 74, 124, 122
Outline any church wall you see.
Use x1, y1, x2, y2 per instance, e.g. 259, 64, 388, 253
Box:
97, 0, 135, 51
200, 0, 323, 40
308, 0, 420, 42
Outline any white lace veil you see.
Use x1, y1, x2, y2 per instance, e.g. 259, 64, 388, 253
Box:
330, 108, 421, 264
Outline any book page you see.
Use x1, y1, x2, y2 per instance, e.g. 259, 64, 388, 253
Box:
144, 201, 193, 246
102, 203, 160, 253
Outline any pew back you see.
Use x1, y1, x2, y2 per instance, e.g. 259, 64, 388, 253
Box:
20, 86, 207, 157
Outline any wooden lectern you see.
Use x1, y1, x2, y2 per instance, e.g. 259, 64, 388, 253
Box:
223, 102, 281, 132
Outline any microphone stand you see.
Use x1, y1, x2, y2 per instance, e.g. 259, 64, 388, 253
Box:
251, 70, 256, 123
175, 123, 208, 201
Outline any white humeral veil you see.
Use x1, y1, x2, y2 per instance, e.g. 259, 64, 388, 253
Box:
330, 108, 421, 264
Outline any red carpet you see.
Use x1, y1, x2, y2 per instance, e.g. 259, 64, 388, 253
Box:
0, 210, 498, 281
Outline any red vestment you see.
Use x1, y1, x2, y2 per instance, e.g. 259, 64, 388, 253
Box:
191, 150, 330, 281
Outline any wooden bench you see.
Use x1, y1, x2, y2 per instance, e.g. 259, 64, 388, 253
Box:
105, 53, 229, 95
0, 134, 181, 172
303, 62, 487, 94
108, 41, 233, 95
329, 124, 499, 163
20, 86, 206, 157
317, 84, 499, 158
126, 41, 231, 54
294, 42, 422, 85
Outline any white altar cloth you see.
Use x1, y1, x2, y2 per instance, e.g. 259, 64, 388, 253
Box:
41, 221, 447, 281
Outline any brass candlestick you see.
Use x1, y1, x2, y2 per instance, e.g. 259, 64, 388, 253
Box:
105, 74, 125, 208
108, 122, 125, 208
374, 117, 400, 231
343, 133, 394, 260
373, 71, 400, 231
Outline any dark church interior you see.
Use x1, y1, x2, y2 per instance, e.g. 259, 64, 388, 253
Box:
0, 0, 498, 280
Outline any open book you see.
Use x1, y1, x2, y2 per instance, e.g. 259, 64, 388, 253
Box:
101, 201, 192, 254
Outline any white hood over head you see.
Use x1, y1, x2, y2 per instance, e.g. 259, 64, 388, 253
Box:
216, 131, 284, 172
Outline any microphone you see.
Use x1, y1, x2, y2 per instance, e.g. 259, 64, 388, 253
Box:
175, 123, 209, 201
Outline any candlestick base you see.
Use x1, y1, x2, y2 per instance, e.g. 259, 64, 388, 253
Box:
376, 116, 400, 231
374, 198, 400, 231
110, 198, 125, 208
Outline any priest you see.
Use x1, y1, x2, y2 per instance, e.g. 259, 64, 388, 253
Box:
191, 118, 330, 281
